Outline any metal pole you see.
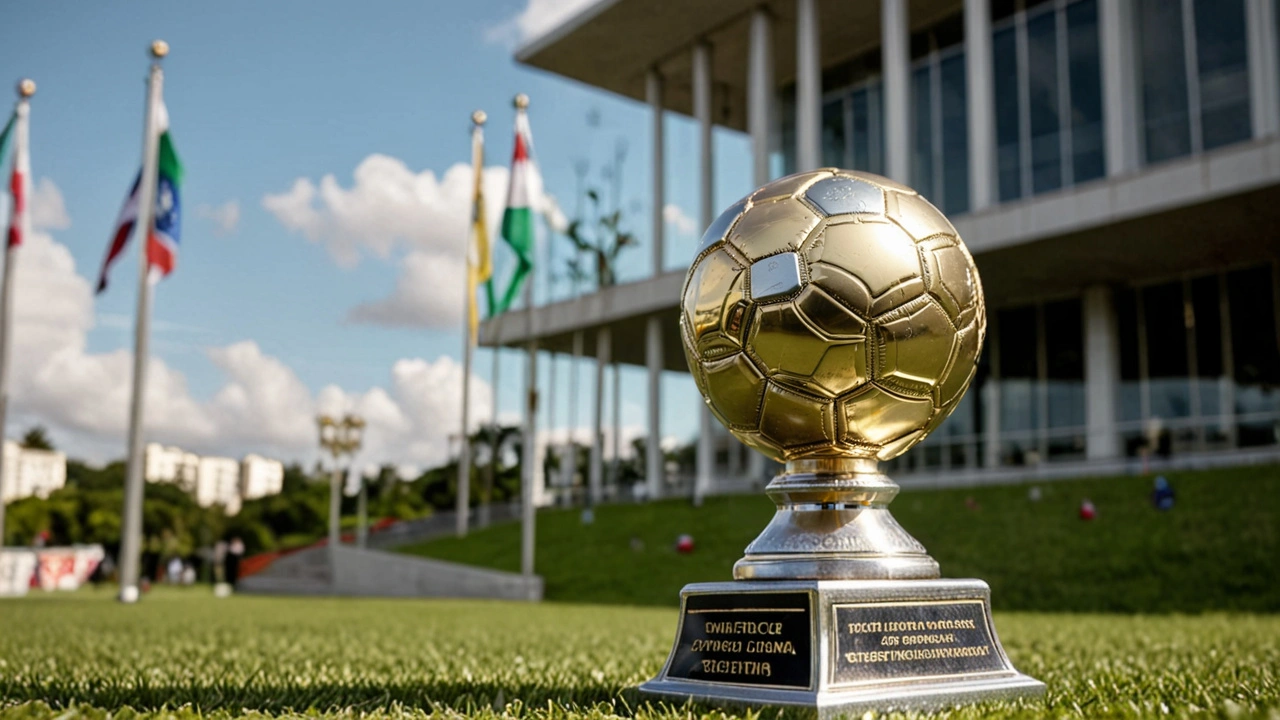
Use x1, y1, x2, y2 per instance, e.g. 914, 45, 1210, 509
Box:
456, 112, 485, 538
356, 470, 368, 549
118, 42, 168, 604
482, 341, 499, 528
646, 315, 663, 500
522, 339, 537, 585
564, 330, 582, 503
329, 461, 341, 549
589, 326, 610, 508
0, 81, 32, 547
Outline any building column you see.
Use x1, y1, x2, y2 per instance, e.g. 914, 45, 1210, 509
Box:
965, 0, 996, 211
796, 0, 821, 170
1247, 0, 1280, 138
1100, 0, 1140, 176
647, 68, 666, 274
589, 327, 610, 506
1083, 285, 1121, 460
882, 0, 911, 184
646, 316, 663, 500
749, 7, 775, 185
694, 39, 716, 505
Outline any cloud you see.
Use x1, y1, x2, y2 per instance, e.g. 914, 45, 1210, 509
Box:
486, 0, 598, 47
264, 154, 562, 328
197, 201, 240, 235
30, 178, 70, 230
4, 179, 496, 470
664, 203, 698, 237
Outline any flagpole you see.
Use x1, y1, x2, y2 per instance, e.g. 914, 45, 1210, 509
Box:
514, 93, 538, 592
118, 41, 168, 604
456, 110, 485, 538
0, 79, 33, 548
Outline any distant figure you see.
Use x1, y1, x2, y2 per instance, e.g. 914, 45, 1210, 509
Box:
676, 534, 695, 554
225, 537, 245, 586
167, 556, 183, 584
1079, 499, 1097, 521
1151, 476, 1175, 511
1027, 486, 1042, 502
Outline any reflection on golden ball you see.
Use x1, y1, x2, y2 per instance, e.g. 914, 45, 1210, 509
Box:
680, 169, 986, 463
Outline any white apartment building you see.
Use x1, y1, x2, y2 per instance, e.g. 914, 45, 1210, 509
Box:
241, 454, 284, 500
0, 441, 67, 503
196, 456, 242, 515
144, 443, 199, 492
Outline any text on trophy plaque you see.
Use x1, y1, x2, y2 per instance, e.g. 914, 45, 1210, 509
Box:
831, 600, 1006, 685
666, 592, 813, 689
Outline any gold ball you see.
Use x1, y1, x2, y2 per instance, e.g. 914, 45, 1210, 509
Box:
513, 93, 530, 110
472, 110, 487, 125
150, 40, 169, 58
17, 79, 35, 98
681, 168, 986, 463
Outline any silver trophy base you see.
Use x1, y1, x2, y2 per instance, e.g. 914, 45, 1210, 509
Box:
639, 579, 1044, 718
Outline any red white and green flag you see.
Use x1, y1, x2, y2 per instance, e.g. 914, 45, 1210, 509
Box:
0, 101, 29, 248
488, 109, 539, 316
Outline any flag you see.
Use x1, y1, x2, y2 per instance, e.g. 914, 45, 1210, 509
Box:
96, 101, 182, 294
3, 104, 27, 248
488, 109, 538, 316
467, 123, 491, 342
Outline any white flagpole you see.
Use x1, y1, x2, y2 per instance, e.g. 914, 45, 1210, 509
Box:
0, 79, 34, 547
515, 93, 538, 592
456, 110, 485, 538
118, 41, 169, 604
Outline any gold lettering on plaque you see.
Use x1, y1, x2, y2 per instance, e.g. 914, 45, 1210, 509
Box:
700, 659, 773, 677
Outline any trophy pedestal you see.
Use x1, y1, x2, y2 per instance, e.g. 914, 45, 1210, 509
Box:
639, 579, 1043, 718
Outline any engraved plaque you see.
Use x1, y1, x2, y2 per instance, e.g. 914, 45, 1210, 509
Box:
666, 591, 813, 689
831, 600, 1005, 686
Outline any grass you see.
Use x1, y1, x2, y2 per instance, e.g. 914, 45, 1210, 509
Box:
1, 589, 1279, 719
400, 464, 1280, 612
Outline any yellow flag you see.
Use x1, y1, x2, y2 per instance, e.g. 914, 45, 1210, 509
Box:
468, 121, 490, 342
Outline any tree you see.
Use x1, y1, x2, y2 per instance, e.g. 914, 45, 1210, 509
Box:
20, 425, 54, 451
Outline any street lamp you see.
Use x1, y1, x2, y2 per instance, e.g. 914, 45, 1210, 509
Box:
317, 413, 364, 553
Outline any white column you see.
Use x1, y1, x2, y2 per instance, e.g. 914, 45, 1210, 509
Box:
749, 7, 775, 185
647, 68, 666, 275
882, 0, 911, 184
694, 39, 716, 505
646, 315, 663, 500
589, 327, 609, 507
965, 0, 996, 210
796, 0, 822, 170
1083, 285, 1121, 460
694, 40, 714, 228
1100, 0, 1140, 175
1248, 0, 1280, 138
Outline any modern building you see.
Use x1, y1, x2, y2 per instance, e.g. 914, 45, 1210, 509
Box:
485, 0, 1280, 494
241, 454, 285, 500
0, 441, 66, 503
196, 456, 242, 515
144, 443, 199, 491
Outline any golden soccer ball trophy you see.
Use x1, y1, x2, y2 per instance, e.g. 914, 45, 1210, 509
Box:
640, 170, 1043, 715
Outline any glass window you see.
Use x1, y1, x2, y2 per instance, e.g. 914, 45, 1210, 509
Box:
851, 83, 885, 176
1115, 288, 1144, 457
940, 51, 970, 215
1227, 266, 1280, 447
911, 65, 934, 201
1143, 281, 1192, 419
1027, 9, 1063, 194
1045, 298, 1086, 458
993, 26, 1022, 202
1190, 274, 1228, 444
1066, 0, 1105, 184
1138, 0, 1191, 163
822, 97, 848, 168
998, 306, 1040, 464
1193, 0, 1251, 150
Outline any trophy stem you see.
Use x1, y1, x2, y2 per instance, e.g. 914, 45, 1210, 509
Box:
733, 458, 940, 581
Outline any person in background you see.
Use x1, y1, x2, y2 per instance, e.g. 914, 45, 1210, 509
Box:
225, 537, 244, 586
1151, 475, 1175, 511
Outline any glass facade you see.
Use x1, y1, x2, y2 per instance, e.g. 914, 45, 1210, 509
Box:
1138, 0, 1251, 164
820, 82, 885, 176
993, 0, 1105, 202
910, 38, 969, 216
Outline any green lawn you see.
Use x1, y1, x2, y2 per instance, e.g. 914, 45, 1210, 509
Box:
1, 590, 1278, 719
401, 464, 1280, 612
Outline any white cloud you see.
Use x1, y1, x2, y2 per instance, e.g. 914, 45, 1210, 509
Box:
664, 203, 698, 237
3, 178, 496, 470
197, 200, 240, 235
486, 0, 598, 47
264, 154, 562, 328
30, 178, 70, 230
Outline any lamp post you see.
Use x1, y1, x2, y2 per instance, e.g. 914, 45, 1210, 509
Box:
316, 413, 365, 555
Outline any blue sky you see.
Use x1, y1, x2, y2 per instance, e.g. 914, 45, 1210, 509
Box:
0, 1, 754, 470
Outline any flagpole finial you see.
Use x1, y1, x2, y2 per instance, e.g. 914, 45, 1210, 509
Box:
472, 110, 487, 126
16, 79, 35, 98
513, 93, 530, 110
150, 40, 170, 59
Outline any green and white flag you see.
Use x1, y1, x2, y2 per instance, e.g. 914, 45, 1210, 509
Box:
488, 108, 538, 316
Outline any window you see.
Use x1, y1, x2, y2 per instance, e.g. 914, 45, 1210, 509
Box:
993, 0, 1105, 202
822, 97, 847, 168
1138, 0, 1251, 164
911, 45, 969, 215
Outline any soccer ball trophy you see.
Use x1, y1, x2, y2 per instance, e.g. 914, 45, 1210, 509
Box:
639, 170, 1043, 715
